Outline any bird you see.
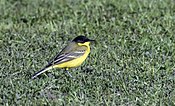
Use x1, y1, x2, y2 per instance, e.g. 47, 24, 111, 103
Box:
32, 35, 95, 79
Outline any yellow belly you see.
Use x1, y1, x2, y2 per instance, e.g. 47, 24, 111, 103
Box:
53, 49, 90, 68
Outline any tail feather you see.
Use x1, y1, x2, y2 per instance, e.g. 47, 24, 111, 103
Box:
32, 64, 53, 79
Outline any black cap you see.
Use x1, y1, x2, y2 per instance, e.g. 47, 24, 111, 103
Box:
72, 36, 95, 43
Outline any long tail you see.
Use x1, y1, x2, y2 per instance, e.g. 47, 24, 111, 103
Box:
32, 64, 53, 79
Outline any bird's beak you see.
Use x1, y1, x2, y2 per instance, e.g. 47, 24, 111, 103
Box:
88, 39, 96, 43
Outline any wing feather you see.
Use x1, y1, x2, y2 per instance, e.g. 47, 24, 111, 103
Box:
53, 49, 85, 64
48, 42, 87, 65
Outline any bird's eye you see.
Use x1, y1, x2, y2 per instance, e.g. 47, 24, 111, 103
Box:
78, 40, 84, 43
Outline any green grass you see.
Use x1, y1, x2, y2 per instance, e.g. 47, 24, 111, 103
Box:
0, 0, 175, 105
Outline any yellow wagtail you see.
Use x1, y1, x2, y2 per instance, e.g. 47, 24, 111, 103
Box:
32, 35, 95, 79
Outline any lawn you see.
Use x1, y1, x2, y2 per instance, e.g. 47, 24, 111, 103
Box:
0, 0, 175, 105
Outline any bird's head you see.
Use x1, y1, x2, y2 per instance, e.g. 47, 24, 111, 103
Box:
73, 35, 95, 46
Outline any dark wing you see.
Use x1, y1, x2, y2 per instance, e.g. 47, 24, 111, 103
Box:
49, 42, 87, 65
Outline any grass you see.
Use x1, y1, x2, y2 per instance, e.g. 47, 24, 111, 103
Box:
0, 0, 175, 105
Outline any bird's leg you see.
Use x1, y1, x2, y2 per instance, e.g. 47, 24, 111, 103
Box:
65, 68, 73, 77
